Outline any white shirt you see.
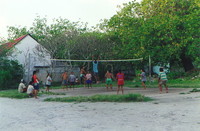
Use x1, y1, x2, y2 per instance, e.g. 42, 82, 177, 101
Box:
18, 83, 26, 93
86, 74, 92, 80
46, 76, 52, 85
27, 85, 34, 94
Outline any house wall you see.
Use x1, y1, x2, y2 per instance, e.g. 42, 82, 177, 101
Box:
7, 35, 51, 83
35, 66, 80, 85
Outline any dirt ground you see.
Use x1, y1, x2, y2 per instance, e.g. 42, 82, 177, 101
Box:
0, 87, 200, 131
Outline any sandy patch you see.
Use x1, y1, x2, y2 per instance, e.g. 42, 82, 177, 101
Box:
0, 87, 200, 131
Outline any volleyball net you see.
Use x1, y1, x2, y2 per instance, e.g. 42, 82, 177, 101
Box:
50, 58, 143, 62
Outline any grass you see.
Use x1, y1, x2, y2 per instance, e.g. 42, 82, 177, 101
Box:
44, 94, 153, 103
0, 89, 66, 99
41, 91, 66, 95
0, 90, 29, 99
190, 88, 200, 92
1, 79, 199, 99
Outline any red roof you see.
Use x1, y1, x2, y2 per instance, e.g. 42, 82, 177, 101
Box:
6, 35, 27, 47
0, 34, 28, 54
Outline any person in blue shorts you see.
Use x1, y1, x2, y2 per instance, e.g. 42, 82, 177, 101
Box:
139, 69, 147, 89
85, 71, 92, 88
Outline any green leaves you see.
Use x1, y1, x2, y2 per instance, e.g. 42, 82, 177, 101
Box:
106, 0, 199, 71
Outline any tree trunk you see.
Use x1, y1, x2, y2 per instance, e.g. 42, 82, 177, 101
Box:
180, 54, 194, 72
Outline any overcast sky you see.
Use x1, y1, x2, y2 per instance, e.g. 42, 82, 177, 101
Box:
0, 0, 141, 39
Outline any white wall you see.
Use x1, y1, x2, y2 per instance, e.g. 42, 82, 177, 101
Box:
7, 35, 51, 82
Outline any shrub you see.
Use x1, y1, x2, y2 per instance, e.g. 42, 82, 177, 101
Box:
0, 58, 23, 90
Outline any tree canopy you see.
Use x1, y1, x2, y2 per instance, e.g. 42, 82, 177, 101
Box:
1, 0, 199, 72
107, 0, 200, 72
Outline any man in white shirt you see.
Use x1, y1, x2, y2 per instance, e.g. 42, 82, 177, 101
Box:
18, 79, 26, 93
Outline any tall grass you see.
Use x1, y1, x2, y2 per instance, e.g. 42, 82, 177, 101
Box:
44, 94, 152, 103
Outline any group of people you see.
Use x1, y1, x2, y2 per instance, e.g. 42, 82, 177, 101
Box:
61, 71, 79, 90
139, 67, 168, 93
18, 56, 168, 97
18, 71, 52, 99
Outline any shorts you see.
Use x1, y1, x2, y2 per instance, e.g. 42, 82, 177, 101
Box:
62, 80, 68, 85
70, 82, 75, 85
106, 78, 112, 85
28, 93, 34, 97
33, 83, 39, 90
118, 79, 124, 86
159, 80, 167, 85
142, 81, 146, 83
93, 72, 98, 76
86, 80, 92, 84
46, 85, 51, 87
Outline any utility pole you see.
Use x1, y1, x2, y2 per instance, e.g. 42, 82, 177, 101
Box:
149, 55, 151, 82
27, 53, 31, 82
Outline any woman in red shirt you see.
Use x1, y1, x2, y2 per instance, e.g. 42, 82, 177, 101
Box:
32, 71, 39, 99
116, 70, 124, 94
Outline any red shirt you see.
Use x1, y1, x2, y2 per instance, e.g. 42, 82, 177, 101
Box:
116, 73, 124, 80
116, 73, 124, 85
32, 75, 38, 83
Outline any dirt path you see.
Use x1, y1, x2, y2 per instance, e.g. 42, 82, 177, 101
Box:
0, 87, 200, 131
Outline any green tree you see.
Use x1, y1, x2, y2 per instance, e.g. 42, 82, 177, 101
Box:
107, 0, 200, 72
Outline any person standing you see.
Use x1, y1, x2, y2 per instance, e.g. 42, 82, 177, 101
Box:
139, 69, 147, 89
69, 72, 76, 90
92, 56, 100, 83
158, 67, 168, 93
45, 73, 52, 92
32, 71, 39, 99
61, 71, 68, 90
80, 66, 86, 85
105, 70, 114, 91
85, 71, 92, 89
116, 70, 125, 94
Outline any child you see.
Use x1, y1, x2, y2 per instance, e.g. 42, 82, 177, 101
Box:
32, 71, 39, 99
105, 70, 113, 91
45, 73, 52, 92
139, 69, 147, 89
61, 71, 68, 90
116, 70, 124, 94
27, 81, 35, 97
85, 71, 92, 89
158, 67, 168, 93
69, 72, 76, 90
80, 66, 86, 84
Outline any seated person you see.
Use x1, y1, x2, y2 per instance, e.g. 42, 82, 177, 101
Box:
18, 79, 27, 93
27, 81, 35, 97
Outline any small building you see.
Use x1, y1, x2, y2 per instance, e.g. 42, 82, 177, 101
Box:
0, 34, 51, 83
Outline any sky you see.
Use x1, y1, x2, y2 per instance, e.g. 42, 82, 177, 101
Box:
0, 0, 141, 39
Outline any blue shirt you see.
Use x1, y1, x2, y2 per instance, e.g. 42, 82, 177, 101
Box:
93, 61, 98, 73
141, 72, 147, 81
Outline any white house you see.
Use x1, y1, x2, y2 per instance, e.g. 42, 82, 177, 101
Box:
1, 34, 51, 83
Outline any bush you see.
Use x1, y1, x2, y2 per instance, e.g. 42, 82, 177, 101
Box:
167, 71, 186, 79
0, 58, 23, 90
